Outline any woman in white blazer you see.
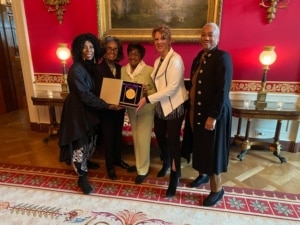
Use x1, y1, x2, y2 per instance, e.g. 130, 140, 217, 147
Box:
137, 25, 188, 197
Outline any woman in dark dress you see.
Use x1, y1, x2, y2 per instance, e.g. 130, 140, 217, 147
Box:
185, 23, 233, 206
59, 33, 121, 195
93, 36, 131, 180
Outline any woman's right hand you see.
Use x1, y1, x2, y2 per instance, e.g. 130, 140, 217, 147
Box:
108, 104, 124, 111
142, 84, 149, 96
136, 97, 147, 112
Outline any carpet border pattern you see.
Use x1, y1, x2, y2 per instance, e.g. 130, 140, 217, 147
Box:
0, 163, 299, 222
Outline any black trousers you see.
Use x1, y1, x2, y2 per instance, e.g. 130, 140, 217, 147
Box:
100, 109, 125, 170
154, 114, 184, 177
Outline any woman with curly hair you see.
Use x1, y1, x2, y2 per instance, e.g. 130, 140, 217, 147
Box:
59, 33, 121, 195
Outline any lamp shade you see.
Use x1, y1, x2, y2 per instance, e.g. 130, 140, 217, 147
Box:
56, 43, 70, 61
259, 46, 277, 67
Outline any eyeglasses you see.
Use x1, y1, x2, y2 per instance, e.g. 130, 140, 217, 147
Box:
106, 47, 118, 53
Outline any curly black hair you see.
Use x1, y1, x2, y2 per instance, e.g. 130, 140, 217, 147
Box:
71, 33, 104, 63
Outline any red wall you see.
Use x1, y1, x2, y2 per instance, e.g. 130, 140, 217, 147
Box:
24, 0, 300, 82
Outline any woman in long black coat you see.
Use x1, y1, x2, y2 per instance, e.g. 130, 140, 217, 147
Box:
59, 33, 121, 195
185, 23, 233, 206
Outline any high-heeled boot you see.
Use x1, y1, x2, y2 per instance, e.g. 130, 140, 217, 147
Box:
157, 145, 170, 177
166, 170, 179, 197
157, 163, 170, 177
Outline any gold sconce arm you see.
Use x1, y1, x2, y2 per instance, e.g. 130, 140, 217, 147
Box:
260, 0, 291, 23
43, 0, 70, 24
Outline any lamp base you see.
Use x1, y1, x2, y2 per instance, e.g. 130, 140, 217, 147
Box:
254, 91, 267, 110
61, 83, 69, 93
60, 91, 69, 98
254, 100, 267, 110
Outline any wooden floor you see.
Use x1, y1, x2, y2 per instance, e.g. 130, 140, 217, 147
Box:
0, 109, 299, 194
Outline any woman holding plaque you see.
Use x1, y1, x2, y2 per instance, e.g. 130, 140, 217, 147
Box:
121, 43, 155, 184
94, 36, 131, 180
59, 33, 121, 195
137, 25, 188, 197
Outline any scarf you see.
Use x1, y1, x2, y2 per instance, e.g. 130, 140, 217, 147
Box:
81, 59, 95, 74
125, 60, 146, 80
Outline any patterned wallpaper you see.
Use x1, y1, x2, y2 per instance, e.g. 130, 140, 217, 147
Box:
34, 73, 300, 94
231, 80, 300, 93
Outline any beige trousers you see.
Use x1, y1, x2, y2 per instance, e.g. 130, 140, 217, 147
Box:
127, 107, 154, 175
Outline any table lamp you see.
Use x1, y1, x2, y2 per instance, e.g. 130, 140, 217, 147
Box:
254, 46, 277, 110
56, 43, 71, 94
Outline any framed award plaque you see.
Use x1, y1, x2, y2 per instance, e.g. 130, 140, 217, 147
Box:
120, 81, 143, 107
100, 78, 123, 105
100, 78, 143, 108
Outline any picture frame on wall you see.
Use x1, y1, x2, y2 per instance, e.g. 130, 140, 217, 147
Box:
97, 0, 223, 42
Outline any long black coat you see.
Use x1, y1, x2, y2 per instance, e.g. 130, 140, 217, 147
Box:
186, 47, 233, 175
93, 60, 125, 132
93, 60, 121, 97
58, 62, 108, 164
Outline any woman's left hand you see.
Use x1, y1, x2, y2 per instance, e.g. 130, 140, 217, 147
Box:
205, 117, 216, 131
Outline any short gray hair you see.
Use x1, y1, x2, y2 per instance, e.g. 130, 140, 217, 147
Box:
203, 22, 220, 37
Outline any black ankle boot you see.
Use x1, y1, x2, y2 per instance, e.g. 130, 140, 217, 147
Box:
157, 164, 170, 177
74, 162, 93, 194
78, 173, 93, 195
166, 171, 179, 197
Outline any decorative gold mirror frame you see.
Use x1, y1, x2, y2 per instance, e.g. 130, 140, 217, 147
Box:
97, 0, 223, 42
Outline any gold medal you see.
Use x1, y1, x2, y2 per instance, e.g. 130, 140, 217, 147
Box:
125, 88, 136, 99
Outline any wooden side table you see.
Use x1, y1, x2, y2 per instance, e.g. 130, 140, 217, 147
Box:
31, 92, 66, 143
232, 105, 300, 163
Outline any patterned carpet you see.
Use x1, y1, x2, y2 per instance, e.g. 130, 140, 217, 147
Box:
0, 163, 299, 225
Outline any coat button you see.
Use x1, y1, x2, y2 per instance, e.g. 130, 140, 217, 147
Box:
198, 80, 202, 84
197, 122, 200, 125
198, 112, 201, 115
197, 102, 201, 105
200, 69, 203, 73
197, 91, 201, 94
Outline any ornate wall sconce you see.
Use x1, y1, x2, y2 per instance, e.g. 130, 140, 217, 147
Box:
260, 0, 291, 23
56, 43, 71, 94
254, 46, 277, 110
43, 0, 70, 24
